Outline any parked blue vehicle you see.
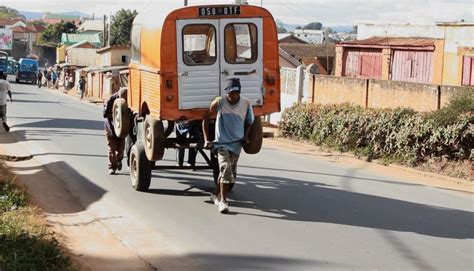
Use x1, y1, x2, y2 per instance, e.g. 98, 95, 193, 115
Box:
16, 58, 39, 84
0, 51, 7, 74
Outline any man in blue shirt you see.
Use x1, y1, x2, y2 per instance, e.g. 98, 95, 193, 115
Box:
203, 78, 254, 213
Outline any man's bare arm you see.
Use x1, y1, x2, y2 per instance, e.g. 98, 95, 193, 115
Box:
202, 99, 219, 147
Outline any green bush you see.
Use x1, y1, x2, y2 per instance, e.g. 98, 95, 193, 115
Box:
430, 89, 474, 126
279, 102, 473, 165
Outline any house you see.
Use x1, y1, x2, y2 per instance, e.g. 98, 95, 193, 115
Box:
96, 45, 130, 67
78, 20, 103, 34
11, 24, 46, 44
293, 29, 324, 44
65, 41, 99, 67
356, 21, 474, 86
279, 43, 336, 74
278, 33, 308, 44
335, 37, 444, 84
437, 22, 474, 86
0, 18, 28, 29
42, 12, 82, 25
61, 33, 102, 47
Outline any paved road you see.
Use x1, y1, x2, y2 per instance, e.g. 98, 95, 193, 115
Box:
2, 83, 474, 270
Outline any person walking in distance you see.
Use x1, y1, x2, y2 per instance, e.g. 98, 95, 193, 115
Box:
0, 71, 13, 132
37, 70, 43, 88
78, 76, 86, 100
203, 78, 254, 213
103, 88, 127, 174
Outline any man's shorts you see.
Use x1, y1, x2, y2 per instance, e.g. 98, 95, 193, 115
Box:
217, 148, 239, 184
0, 104, 6, 122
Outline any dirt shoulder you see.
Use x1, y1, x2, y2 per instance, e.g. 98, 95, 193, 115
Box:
263, 135, 473, 194
0, 134, 155, 270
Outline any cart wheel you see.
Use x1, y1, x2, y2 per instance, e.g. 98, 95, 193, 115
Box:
130, 143, 151, 192
243, 117, 263, 154
113, 98, 130, 138
143, 116, 166, 161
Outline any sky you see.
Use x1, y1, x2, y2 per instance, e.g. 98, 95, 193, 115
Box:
2, 0, 473, 26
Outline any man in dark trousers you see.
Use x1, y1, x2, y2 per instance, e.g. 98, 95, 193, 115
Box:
103, 88, 127, 174
37, 70, 43, 88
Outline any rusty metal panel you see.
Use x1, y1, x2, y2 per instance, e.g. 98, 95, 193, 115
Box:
343, 49, 382, 79
391, 50, 433, 84
462, 56, 474, 86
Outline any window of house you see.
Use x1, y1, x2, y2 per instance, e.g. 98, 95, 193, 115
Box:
224, 23, 257, 64
182, 24, 216, 66
131, 24, 141, 63
121, 55, 128, 64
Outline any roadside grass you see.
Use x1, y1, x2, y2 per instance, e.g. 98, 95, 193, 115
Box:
0, 160, 74, 270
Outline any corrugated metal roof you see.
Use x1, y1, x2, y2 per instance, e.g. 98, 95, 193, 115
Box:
339, 37, 438, 48
61, 33, 101, 46
78, 20, 103, 32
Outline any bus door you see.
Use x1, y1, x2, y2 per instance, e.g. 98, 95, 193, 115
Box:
219, 18, 263, 106
176, 17, 263, 109
177, 19, 220, 110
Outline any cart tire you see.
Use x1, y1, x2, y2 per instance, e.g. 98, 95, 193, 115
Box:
144, 116, 165, 161
130, 144, 151, 192
243, 117, 263, 154
113, 98, 130, 138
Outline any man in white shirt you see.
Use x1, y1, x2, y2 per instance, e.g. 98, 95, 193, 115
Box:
0, 71, 13, 132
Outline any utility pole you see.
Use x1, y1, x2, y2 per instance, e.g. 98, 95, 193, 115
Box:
184, 0, 188, 6
103, 15, 107, 47
108, 12, 111, 46
261, 0, 263, 7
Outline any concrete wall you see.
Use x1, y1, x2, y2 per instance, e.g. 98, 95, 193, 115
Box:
304, 75, 473, 112
368, 80, 439, 111
357, 23, 443, 39
99, 48, 130, 67
67, 48, 97, 67
312, 75, 367, 107
268, 66, 305, 125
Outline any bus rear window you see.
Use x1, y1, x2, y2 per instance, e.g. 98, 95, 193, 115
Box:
224, 23, 258, 64
182, 24, 216, 66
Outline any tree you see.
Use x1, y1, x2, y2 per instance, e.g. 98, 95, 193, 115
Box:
110, 9, 138, 46
276, 19, 288, 34
40, 21, 77, 45
0, 6, 25, 19
303, 22, 322, 30
350, 25, 358, 34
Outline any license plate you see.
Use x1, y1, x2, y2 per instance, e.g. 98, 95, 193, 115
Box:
198, 6, 241, 17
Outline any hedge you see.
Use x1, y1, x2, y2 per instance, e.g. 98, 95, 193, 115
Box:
279, 92, 473, 165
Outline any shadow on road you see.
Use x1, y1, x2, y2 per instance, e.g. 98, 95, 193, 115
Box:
154, 169, 474, 240
231, 173, 474, 239
7, 160, 107, 214
76, 252, 327, 270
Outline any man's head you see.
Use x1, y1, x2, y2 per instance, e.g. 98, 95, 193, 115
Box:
118, 87, 127, 99
0, 71, 4, 80
224, 78, 241, 104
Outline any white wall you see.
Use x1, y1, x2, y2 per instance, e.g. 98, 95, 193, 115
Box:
357, 23, 443, 39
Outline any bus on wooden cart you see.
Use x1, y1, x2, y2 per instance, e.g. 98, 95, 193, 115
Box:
113, 4, 281, 191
